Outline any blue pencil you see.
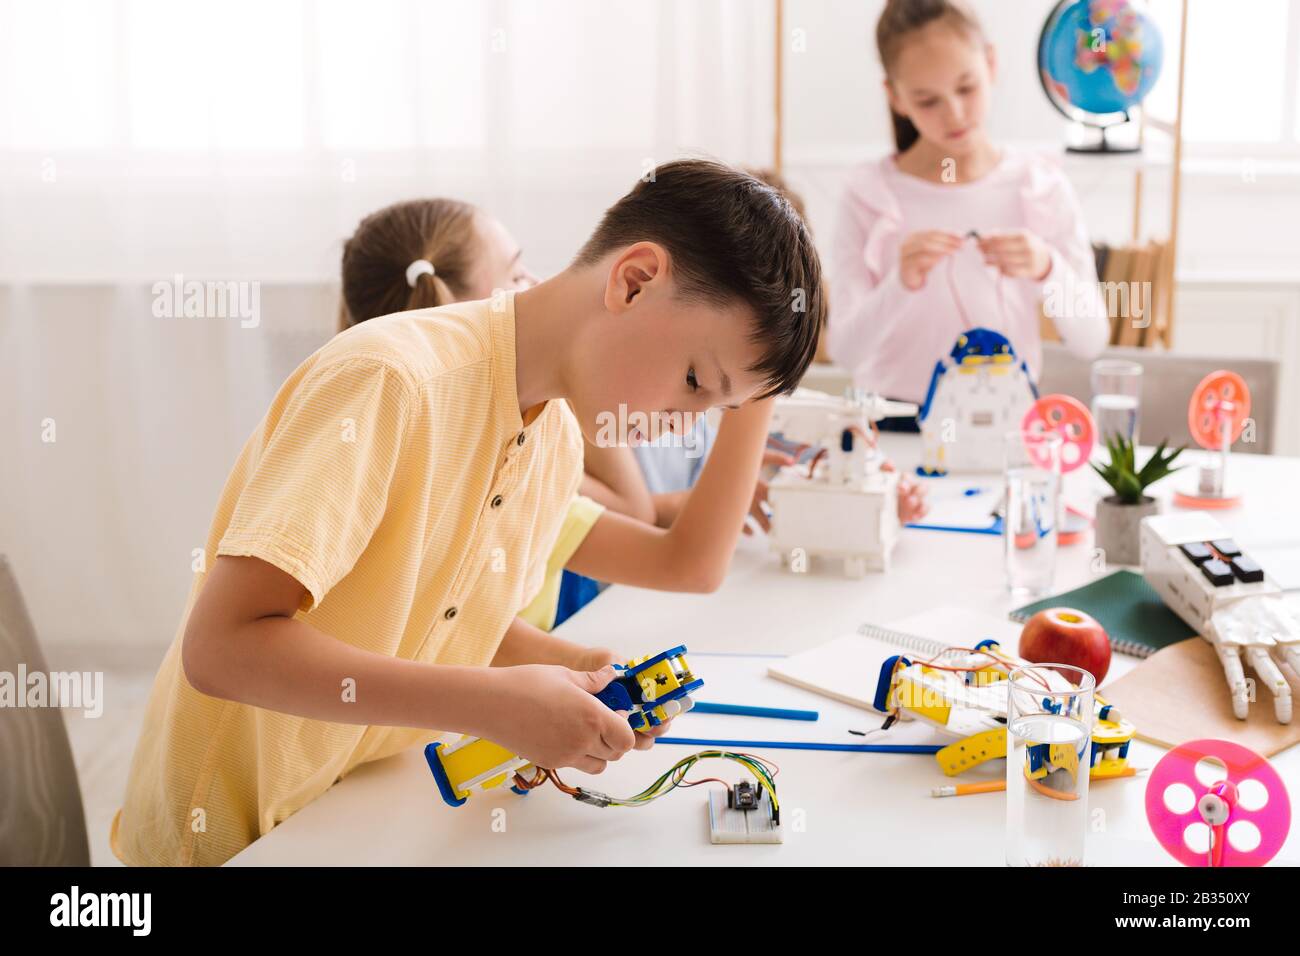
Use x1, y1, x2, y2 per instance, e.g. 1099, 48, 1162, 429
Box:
690, 701, 819, 721
656, 736, 941, 754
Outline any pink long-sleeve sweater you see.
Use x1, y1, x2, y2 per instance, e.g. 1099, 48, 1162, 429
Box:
827, 149, 1110, 404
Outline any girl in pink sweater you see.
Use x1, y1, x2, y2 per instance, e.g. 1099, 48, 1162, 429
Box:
829, 0, 1110, 412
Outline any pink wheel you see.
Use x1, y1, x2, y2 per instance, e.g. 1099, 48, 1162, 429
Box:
1188, 371, 1251, 450
1021, 394, 1095, 473
1145, 738, 1290, 867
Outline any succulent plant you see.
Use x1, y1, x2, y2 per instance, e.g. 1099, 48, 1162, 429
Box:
1091, 434, 1185, 505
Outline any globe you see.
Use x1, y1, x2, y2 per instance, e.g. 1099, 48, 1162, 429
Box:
1038, 0, 1164, 150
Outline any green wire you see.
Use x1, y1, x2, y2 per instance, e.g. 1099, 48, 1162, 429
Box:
592, 750, 780, 811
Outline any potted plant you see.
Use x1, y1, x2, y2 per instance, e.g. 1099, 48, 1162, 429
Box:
1091, 435, 1185, 566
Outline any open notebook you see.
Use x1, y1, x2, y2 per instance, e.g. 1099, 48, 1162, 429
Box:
767, 607, 1023, 712
1009, 570, 1194, 659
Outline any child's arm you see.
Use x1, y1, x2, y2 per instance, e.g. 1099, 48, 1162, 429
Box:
578, 440, 657, 524
490, 614, 616, 672
182, 555, 637, 772
563, 398, 774, 593
647, 489, 688, 528
650, 444, 791, 533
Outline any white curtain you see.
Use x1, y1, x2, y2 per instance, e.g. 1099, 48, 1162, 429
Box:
0, 0, 776, 649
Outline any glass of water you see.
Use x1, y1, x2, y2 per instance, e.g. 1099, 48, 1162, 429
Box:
1090, 359, 1143, 449
1003, 430, 1061, 599
1006, 664, 1096, 867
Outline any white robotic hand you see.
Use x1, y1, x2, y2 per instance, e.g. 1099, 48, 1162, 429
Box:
1142, 512, 1300, 726
1210, 596, 1300, 723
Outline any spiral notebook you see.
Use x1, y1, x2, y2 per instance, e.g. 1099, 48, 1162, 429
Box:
1008, 569, 1195, 659
767, 607, 1022, 712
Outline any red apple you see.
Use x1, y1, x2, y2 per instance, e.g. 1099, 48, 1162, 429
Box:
1018, 607, 1112, 685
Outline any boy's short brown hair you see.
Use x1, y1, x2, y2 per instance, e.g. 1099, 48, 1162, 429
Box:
574, 159, 825, 398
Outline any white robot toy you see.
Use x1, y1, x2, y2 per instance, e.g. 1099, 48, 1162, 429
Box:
766, 388, 916, 577
1141, 512, 1300, 723
917, 328, 1038, 475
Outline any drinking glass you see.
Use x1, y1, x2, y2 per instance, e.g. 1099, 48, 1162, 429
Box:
1006, 664, 1096, 867
1090, 359, 1143, 450
1003, 430, 1061, 599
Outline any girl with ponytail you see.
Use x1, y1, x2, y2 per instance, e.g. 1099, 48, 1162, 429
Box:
828, 0, 1109, 417
339, 199, 535, 329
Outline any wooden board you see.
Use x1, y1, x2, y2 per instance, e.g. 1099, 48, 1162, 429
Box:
1103, 636, 1300, 758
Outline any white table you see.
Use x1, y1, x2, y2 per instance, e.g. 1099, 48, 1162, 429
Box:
231, 438, 1300, 866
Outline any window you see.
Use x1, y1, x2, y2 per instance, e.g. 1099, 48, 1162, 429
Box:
1145, 0, 1300, 149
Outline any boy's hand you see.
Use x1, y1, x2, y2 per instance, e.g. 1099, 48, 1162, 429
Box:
565, 646, 678, 749
479, 664, 636, 773
899, 230, 963, 291
977, 230, 1053, 281
882, 460, 929, 524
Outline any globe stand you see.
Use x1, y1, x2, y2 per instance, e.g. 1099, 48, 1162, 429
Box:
1066, 117, 1141, 155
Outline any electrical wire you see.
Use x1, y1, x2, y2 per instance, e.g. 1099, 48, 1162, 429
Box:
515, 750, 781, 816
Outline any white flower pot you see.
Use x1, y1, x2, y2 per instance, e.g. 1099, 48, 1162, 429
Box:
1094, 495, 1159, 567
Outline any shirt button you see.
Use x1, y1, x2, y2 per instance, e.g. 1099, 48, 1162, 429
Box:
516, 432, 526, 446
444, 606, 458, 620
490, 494, 504, 508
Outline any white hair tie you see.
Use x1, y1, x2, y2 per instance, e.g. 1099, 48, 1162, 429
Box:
405, 259, 436, 288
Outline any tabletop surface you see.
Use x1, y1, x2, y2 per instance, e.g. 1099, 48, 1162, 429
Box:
230, 436, 1300, 866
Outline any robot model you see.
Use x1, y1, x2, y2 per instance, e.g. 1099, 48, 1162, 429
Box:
917, 328, 1038, 475
1141, 512, 1300, 723
873, 638, 1136, 787
427, 646, 701, 807
425, 647, 783, 842
766, 387, 917, 577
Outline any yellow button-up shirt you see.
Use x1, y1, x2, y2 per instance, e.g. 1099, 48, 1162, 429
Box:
112, 293, 582, 866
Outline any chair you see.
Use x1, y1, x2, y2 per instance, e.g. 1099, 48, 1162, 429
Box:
1038, 343, 1279, 455
0, 556, 91, 865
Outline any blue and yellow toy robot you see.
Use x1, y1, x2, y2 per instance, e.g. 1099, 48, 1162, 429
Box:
426, 645, 702, 807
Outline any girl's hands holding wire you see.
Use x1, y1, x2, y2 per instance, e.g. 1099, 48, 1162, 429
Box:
477, 664, 637, 773
899, 229, 964, 291
977, 229, 1053, 281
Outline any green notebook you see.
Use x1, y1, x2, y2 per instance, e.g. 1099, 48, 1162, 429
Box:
1009, 570, 1196, 659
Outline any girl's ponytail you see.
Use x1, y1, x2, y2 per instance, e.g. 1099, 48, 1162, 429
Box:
876, 0, 984, 154
339, 198, 479, 330
403, 266, 458, 314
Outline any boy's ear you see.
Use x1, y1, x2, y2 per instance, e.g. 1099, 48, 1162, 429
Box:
604, 242, 667, 314
985, 43, 997, 83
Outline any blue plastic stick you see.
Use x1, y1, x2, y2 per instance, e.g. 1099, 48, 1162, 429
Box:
656, 736, 942, 754
690, 702, 819, 721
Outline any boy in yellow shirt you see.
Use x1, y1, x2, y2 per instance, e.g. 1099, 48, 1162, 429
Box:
112, 160, 825, 865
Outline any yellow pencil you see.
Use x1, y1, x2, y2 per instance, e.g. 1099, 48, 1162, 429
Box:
931, 767, 1144, 797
